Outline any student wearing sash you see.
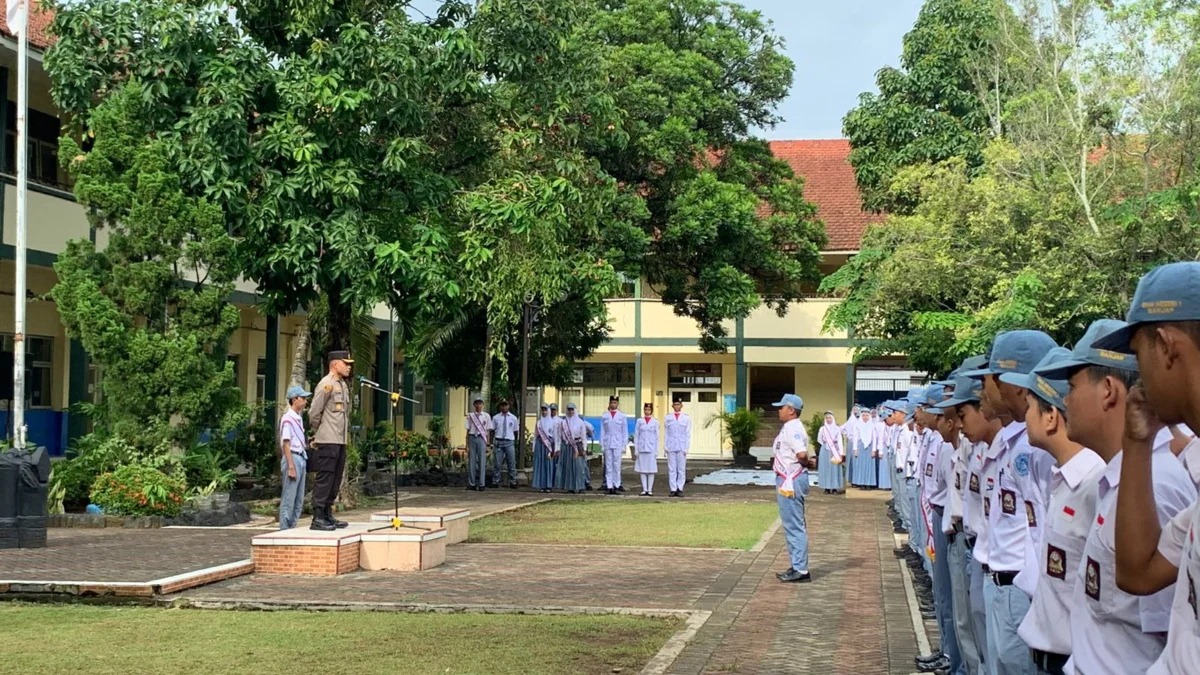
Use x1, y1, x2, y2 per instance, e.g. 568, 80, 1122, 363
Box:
844, 404, 862, 484
278, 385, 312, 530
664, 399, 691, 497
772, 394, 813, 583
818, 411, 844, 494
465, 398, 492, 492
490, 399, 520, 489
600, 396, 628, 495
634, 402, 660, 496
556, 403, 592, 494
533, 403, 559, 493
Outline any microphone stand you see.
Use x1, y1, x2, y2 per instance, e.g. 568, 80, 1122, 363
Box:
358, 379, 423, 531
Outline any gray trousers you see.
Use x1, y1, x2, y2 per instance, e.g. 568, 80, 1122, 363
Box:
950, 531, 982, 675
967, 541, 989, 674
468, 435, 487, 487
278, 453, 307, 530
983, 576, 1036, 675
493, 439, 516, 485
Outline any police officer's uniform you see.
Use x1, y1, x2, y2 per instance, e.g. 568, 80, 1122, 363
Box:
308, 350, 354, 530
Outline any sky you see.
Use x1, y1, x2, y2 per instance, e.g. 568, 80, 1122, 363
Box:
738, 0, 927, 140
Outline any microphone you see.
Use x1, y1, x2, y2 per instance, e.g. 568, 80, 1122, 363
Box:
358, 376, 381, 388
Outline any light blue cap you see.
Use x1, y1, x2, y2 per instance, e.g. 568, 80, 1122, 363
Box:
285, 385, 311, 400
921, 384, 947, 406
965, 330, 1058, 379
772, 394, 804, 410
1095, 262, 1200, 352
905, 387, 927, 404
1035, 319, 1139, 379
1009, 347, 1074, 412
934, 369, 960, 388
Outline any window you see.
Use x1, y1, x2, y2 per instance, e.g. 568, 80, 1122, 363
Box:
0, 334, 54, 408
571, 363, 636, 416
255, 357, 267, 403
669, 363, 722, 388
4, 105, 62, 187
400, 368, 435, 415
524, 386, 540, 417
611, 273, 637, 299
698, 392, 718, 403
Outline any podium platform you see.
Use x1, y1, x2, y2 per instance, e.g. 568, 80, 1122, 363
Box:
252, 523, 448, 576
370, 507, 470, 544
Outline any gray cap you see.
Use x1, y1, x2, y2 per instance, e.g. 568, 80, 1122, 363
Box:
549, 402, 558, 411
964, 330, 1058, 379
920, 384, 947, 406
566, 403, 577, 410
772, 394, 804, 410
1010, 347, 1074, 412
1035, 319, 1139, 379
286, 385, 312, 400
1094, 262, 1200, 353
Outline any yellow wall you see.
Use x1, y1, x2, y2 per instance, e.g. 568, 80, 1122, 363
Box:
3, 185, 91, 254
742, 299, 846, 339
795, 364, 850, 424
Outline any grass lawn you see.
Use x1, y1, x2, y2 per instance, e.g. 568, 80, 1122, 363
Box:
468, 499, 777, 549
0, 603, 680, 675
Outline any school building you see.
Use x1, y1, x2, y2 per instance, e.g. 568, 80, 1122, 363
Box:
0, 14, 905, 459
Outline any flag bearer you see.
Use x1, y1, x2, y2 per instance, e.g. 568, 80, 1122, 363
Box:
664, 399, 692, 497
634, 403, 660, 496
600, 396, 628, 495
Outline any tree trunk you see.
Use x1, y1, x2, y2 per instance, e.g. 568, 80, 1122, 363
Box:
326, 283, 353, 354
289, 319, 310, 389
480, 321, 494, 408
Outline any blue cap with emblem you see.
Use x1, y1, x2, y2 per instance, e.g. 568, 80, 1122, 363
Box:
921, 384, 946, 406
936, 357, 987, 408
1014, 347, 1075, 412
1093, 262, 1200, 353
964, 330, 1058, 380
1034, 319, 1139, 380
772, 393, 804, 410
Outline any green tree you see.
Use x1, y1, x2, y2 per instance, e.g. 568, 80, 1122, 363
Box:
589, 0, 827, 352
51, 87, 246, 447
842, 0, 1006, 214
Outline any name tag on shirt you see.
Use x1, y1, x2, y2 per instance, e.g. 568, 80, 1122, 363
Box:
969, 473, 980, 493
1047, 544, 1067, 580
1025, 501, 1037, 527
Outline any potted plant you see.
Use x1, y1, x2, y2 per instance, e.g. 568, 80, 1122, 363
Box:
707, 408, 764, 468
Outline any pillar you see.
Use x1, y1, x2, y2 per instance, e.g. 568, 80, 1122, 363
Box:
735, 317, 747, 408
374, 329, 393, 425
264, 314, 279, 425
66, 339, 88, 444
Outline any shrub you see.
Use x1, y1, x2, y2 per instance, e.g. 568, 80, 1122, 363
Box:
183, 444, 237, 493
90, 462, 188, 517
805, 414, 824, 450
51, 436, 138, 509
705, 408, 764, 456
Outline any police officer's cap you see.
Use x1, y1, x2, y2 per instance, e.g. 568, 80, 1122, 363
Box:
327, 350, 354, 364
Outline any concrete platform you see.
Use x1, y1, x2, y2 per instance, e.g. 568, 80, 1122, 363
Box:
359, 527, 447, 571
370, 507, 470, 544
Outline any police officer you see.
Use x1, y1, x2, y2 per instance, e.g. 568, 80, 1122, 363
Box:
308, 350, 354, 531
1090, 262, 1200, 674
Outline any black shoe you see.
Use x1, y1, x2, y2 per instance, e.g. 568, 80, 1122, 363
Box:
476, 486, 485, 492
585, 485, 594, 491
917, 656, 950, 672
920, 608, 937, 621
510, 483, 518, 489
894, 526, 908, 534
915, 652, 946, 665
893, 548, 909, 558
309, 507, 336, 531
676, 491, 683, 498
778, 570, 812, 583
616, 486, 625, 492
607, 488, 616, 495
466, 485, 476, 491
775, 567, 796, 579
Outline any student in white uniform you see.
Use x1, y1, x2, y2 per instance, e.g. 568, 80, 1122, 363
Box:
634, 403, 660, 496
1089, 262, 1200, 675
772, 394, 813, 584
465, 398, 492, 492
490, 399, 520, 489
962, 330, 1059, 675
1051, 314, 1198, 675
1009, 348, 1106, 675
600, 396, 629, 495
664, 400, 691, 498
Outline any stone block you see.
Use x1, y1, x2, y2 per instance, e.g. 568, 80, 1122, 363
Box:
358, 527, 447, 571
370, 507, 470, 544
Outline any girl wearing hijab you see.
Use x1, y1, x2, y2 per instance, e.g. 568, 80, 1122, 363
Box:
817, 411, 844, 494
843, 404, 861, 485
852, 409, 878, 488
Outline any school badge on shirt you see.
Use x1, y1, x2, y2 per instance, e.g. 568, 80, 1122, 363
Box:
1085, 557, 1101, 601
1046, 544, 1066, 580
969, 473, 980, 493
1001, 489, 1016, 515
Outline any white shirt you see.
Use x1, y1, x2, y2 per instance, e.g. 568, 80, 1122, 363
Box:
600, 410, 628, 450
561, 414, 593, 451
773, 418, 809, 475
465, 411, 492, 437
986, 422, 1055, 573
665, 412, 692, 453
974, 431, 1009, 567
534, 414, 561, 448
931, 440, 954, 509
1017, 448, 1105, 656
1149, 497, 1200, 675
818, 422, 843, 459
920, 429, 944, 505
279, 409, 307, 458
944, 435, 970, 532
1069, 447, 1198, 675
490, 412, 519, 441
843, 416, 861, 447
1179, 436, 1200, 493
963, 440, 988, 538
635, 416, 659, 454
898, 425, 917, 476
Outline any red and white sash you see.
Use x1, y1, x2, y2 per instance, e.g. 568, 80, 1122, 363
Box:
469, 413, 489, 437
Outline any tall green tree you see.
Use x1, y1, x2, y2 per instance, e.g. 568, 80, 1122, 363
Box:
589, 0, 827, 352
51, 87, 246, 447
842, 0, 1006, 214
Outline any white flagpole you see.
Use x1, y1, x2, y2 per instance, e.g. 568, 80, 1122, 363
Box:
12, 0, 28, 449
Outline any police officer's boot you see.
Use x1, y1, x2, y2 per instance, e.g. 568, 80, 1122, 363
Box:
328, 505, 349, 529
309, 505, 336, 531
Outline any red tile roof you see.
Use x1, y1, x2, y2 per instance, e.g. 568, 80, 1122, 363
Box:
769, 139, 881, 252
0, 1, 54, 51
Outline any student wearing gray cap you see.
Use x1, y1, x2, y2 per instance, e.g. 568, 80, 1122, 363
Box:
1090, 262, 1200, 675
278, 385, 312, 531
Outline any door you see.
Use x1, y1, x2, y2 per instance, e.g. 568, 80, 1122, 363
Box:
669, 389, 723, 457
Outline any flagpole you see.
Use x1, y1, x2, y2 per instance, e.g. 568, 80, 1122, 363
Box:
12, 0, 28, 450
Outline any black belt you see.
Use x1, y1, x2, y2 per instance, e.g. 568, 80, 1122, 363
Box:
965, 535, 977, 548
952, 520, 964, 534
991, 570, 1018, 586
1030, 649, 1068, 675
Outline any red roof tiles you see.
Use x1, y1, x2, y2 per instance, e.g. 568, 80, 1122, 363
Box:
770, 139, 880, 252
0, 0, 54, 51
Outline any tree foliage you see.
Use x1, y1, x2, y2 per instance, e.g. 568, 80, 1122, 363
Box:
50, 87, 246, 447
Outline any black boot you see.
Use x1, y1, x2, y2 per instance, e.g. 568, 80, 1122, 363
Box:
309, 505, 336, 531
329, 506, 349, 529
